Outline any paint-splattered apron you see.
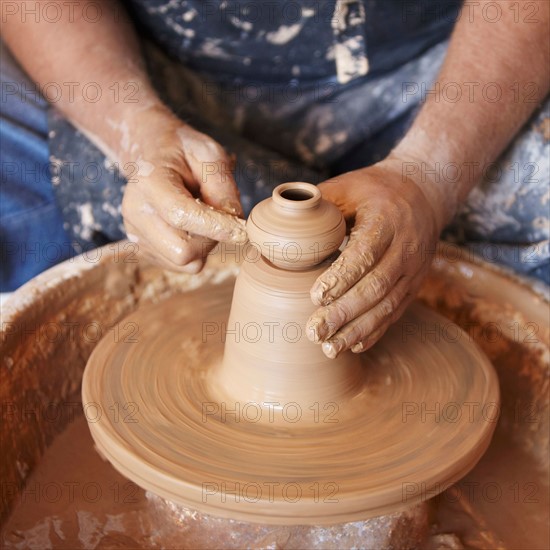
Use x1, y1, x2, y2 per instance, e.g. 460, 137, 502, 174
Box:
47, 0, 549, 280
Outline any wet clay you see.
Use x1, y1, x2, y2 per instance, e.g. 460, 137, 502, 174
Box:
246, 182, 345, 270
215, 183, 356, 409
82, 184, 499, 525
211, 253, 363, 409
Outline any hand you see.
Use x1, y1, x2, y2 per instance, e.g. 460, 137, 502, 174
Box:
121, 107, 246, 273
306, 157, 443, 357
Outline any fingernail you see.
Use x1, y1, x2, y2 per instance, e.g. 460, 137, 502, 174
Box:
351, 341, 365, 353
183, 259, 204, 274
311, 279, 336, 306
307, 317, 326, 344
230, 224, 248, 244
351, 329, 383, 353
322, 340, 343, 359
220, 198, 243, 217
306, 322, 317, 343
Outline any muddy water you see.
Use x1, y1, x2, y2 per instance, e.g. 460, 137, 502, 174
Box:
2, 416, 154, 549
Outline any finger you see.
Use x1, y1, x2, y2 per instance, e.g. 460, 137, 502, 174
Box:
178, 129, 244, 218
349, 269, 426, 353
349, 294, 414, 353
310, 211, 393, 307
128, 233, 208, 274
189, 153, 244, 218
138, 244, 205, 274
125, 216, 213, 272
320, 275, 416, 359
150, 178, 247, 244
307, 248, 405, 342
165, 198, 247, 244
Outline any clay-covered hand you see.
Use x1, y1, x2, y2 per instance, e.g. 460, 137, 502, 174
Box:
307, 158, 444, 357
121, 107, 246, 273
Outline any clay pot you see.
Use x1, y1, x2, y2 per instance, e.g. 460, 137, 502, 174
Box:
213, 183, 360, 417
246, 182, 346, 270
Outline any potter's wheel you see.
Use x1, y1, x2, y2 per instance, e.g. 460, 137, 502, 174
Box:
83, 278, 499, 525
3, 216, 547, 548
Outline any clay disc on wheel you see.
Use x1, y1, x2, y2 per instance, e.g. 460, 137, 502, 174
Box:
82, 280, 499, 525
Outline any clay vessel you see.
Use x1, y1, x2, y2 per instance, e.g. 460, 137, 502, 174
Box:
246, 182, 346, 270
211, 183, 362, 415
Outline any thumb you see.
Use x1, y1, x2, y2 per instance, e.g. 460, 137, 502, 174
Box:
179, 128, 244, 218
195, 153, 244, 218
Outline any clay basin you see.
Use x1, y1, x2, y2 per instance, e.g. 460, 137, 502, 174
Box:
1, 242, 548, 549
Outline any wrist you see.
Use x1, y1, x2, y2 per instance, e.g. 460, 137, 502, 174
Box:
61, 78, 172, 172
390, 124, 486, 230
115, 102, 180, 170
379, 153, 456, 234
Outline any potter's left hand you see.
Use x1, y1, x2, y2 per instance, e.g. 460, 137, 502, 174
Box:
307, 157, 444, 358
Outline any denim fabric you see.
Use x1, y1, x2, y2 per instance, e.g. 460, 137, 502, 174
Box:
443, 98, 550, 282
0, 45, 73, 291
126, 0, 462, 83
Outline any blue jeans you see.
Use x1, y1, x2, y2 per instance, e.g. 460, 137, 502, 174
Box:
0, 45, 73, 291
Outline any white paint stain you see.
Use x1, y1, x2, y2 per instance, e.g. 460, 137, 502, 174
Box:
314, 130, 349, 155
104, 514, 126, 533
182, 8, 197, 22
199, 39, 231, 59
102, 203, 119, 218
460, 123, 549, 236
165, 16, 194, 38
229, 16, 252, 31
532, 217, 550, 232
105, 117, 131, 155
333, 39, 369, 84
50, 155, 62, 186
140, 202, 155, 215
315, 134, 333, 155
146, 0, 179, 15
330, 0, 369, 83
77, 203, 96, 241
266, 23, 303, 45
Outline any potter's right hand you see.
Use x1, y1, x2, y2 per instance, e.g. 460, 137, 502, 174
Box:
121, 106, 246, 273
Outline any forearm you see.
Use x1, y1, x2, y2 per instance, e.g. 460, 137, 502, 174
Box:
2, 0, 169, 167
393, 0, 549, 229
